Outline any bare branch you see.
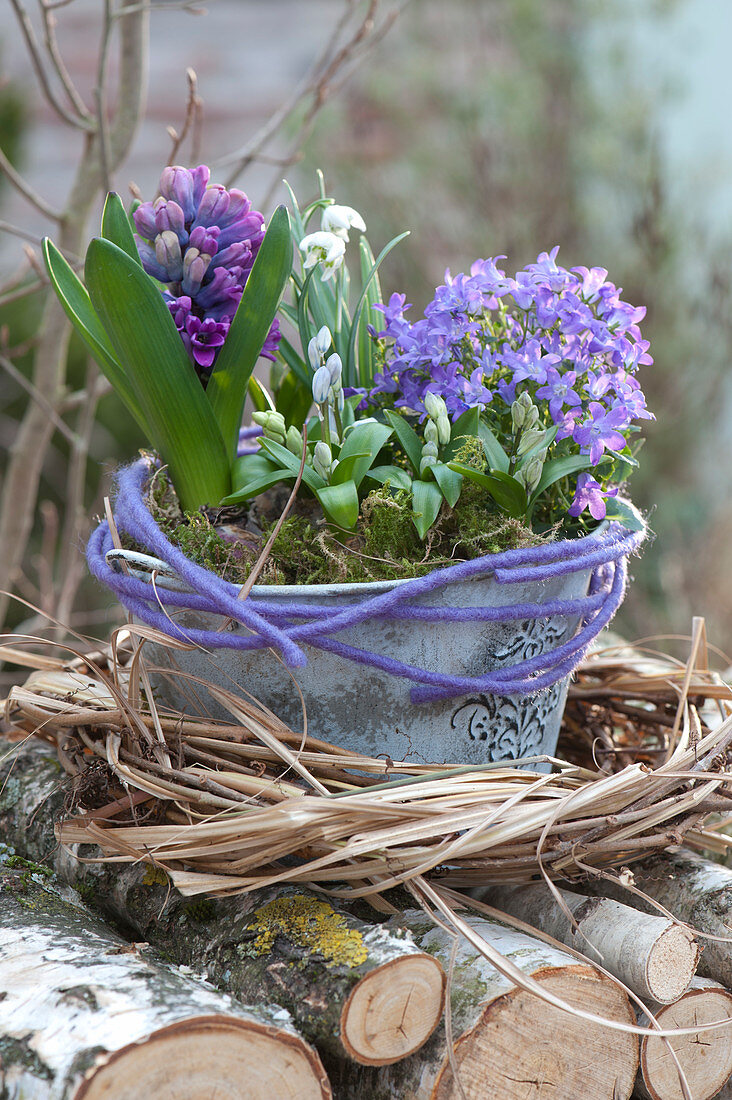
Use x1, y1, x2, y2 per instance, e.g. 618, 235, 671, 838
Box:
94, 0, 115, 193
9, 0, 95, 130
0, 278, 45, 309
166, 68, 202, 166
0, 146, 60, 221
40, 0, 94, 122
0, 352, 78, 447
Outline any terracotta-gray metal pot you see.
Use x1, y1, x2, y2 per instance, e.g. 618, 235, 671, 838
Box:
120, 549, 602, 770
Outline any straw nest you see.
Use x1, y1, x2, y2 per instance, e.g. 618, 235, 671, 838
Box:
4, 617, 732, 902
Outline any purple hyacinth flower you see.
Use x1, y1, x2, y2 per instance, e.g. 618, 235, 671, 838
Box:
185, 315, 229, 370
159, 164, 210, 222
568, 473, 618, 520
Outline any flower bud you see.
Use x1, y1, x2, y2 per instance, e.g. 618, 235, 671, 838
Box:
519, 455, 544, 493
313, 441, 333, 480
307, 336, 321, 369
315, 326, 332, 355
325, 353, 343, 387
286, 425, 304, 457
154, 230, 183, 281
320, 203, 366, 242
422, 440, 439, 459
517, 427, 545, 457
424, 419, 439, 446
424, 391, 447, 420
437, 413, 451, 446
420, 454, 438, 476
312, 365, 332, 405
511, 392, 534, 431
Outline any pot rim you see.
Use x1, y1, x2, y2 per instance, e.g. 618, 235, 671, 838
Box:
106, 519, 609, 597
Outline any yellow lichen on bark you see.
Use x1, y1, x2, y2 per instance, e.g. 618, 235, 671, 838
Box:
251, 895, 369, 968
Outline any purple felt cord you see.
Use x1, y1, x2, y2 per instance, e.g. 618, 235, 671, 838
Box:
87, 457, 646, 701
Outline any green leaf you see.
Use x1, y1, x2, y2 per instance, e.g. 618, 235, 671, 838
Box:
336, 420, 393, 488
42, 239, 151, 435
230, 450, 278, 489
365, 465, 413, 492
347, 231, 410, 389
282, 180, 306, 241
101, 192, 140, 263
85, 237, 230, 510
316, 481, 360, 529
411, 479, 443, 538
259, 437, 325, 492
478, 420, 510, 473
603, 498, 645, 531
448, 462, 527, 518
277, 333, 311, 389
530, 453, 607, 501
247, 374, 276, 414
355, 236, 382, 389
384, 410, 422, 475
443, 407, 480, 461
331, 451, 370, 485
273, 370, 313, 431
206, 205, 293, 461
516, 423, 559, 465
431, 462, 463, 507
222, 469, 294, 505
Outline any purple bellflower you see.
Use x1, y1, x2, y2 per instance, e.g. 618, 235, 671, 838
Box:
133, 165, 279, 382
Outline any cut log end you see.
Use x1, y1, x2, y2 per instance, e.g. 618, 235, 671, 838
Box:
640, 986, 732, 1100
645, 925, 700, 1004
76, 1015, 332, 1100
434, 966, 638, 1100
340, 953, 445, 1065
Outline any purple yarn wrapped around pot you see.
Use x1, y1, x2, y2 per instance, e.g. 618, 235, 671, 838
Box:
87, 458, 646, 703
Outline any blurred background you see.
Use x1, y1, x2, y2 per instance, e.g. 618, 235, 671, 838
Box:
1, 0, 731, 662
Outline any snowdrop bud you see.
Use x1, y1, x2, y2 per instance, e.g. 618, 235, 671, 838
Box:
325, 353, 342, 387
424, 419, 439, 446
313, 441, 333, 480
517, 427, 545, 457
437, 414, 451, 446
315, 326, 332, 355
286, 425, 303, 457
336, 388, 345, 413
424, 391, 447, 420
312, 365, 332, 405
308, 336, 321, 370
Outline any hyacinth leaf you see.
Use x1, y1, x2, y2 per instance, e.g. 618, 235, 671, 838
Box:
347, 231, 410, 390
274, 372, 315, 431
259, 437, 326, 493
100, 192, 141, 264
430, 462, 462, 508
335, 420, 393, 488
230, 450, 279, 487
316, 481, 360, 530
42, 239, 151, 436
448, 462, 527, 518
603, 498, 645, 532
206, 205, 293, 462
442, 407, 481, 461
411, 479, 443, 538
247, 374, 276, 414
365, 465, 413, 492
384, 410, 422, 475
478, 421, 510, 473
330, 452, 370, 486
84, 237, 230, 511
282, 180, 306, 241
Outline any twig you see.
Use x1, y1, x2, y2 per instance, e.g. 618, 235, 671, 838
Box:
94, 0, 115, 194
0, 147, 60, 221
0, 352, 77, 446
39, 0, 94, 122
9, 0, 95, 131
0, 278, 46, 309
166, 68, 202, 166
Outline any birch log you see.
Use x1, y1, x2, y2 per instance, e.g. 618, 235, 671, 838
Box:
634, 978, 732, 1100
478, 883, 699, 1003
325, 909, 639, 1099
0, 737, 445, 1066
0, 862, 331, 1100
574, 849, 732, 989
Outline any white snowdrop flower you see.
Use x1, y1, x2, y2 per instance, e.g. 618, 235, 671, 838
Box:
325, 353, 343, 387
320, 204, 367, 242
315, 326, 332, 354
312, 366, 331, 405
299, 232, 346, 280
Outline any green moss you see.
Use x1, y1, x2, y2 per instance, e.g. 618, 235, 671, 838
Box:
4, 854, 52, 876
142, 864, 169, 887
184, 898, 217, 923
140, 450, 549, 587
